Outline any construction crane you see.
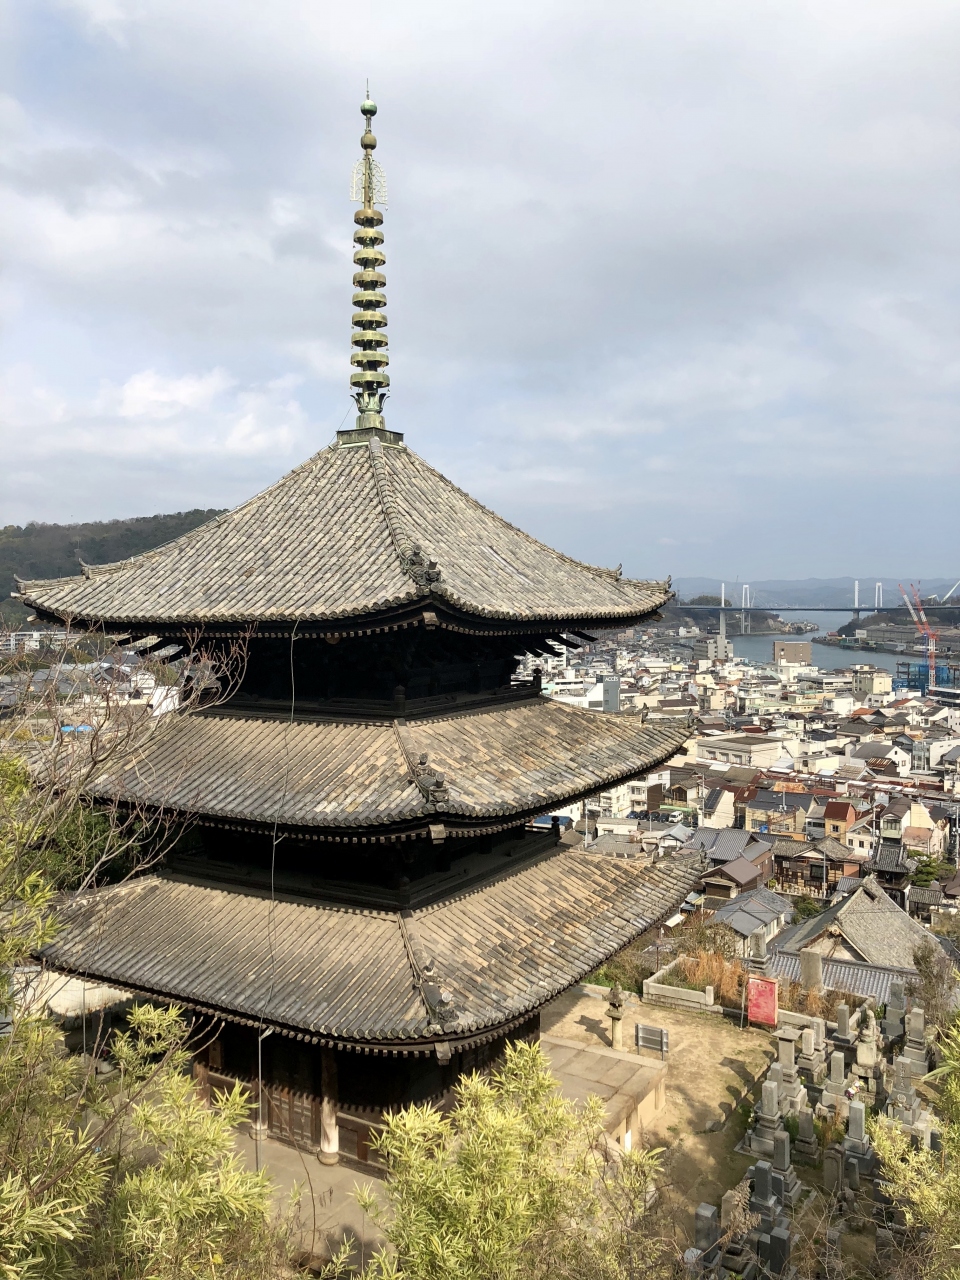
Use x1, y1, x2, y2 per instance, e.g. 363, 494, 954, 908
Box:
898, 582, 939, 693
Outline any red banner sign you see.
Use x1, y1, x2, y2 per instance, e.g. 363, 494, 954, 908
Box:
747, 976, 778, 1027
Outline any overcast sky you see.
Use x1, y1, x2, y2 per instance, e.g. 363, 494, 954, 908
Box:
2, 1, 960, 581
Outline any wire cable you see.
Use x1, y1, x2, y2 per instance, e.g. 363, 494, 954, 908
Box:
255, 621, 298, 1171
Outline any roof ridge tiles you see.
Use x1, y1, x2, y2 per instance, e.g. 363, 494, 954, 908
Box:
366, 437, 443, 591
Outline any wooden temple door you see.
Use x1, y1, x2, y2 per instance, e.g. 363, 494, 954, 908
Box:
265, 1086, 317, 1148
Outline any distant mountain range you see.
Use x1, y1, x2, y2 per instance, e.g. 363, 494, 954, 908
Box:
0, 511, 223, 625
673, 577, 960, 609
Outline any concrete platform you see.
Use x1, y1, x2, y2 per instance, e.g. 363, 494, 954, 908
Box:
542, 1034, 666, 1149
234, 1031, 669, 1263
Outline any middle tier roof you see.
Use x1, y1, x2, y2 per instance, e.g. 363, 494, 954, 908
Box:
88, 698, 690, 836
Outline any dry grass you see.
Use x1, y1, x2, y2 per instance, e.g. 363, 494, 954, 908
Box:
669, 951, 861, 1021
676, 951, 745, 1005
777, 979, 862, 1022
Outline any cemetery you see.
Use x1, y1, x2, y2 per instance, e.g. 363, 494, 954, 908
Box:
557, 922, 948, 1276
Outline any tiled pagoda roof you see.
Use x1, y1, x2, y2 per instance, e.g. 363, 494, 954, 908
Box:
87, 700, 691, 837
18, 438, 670, 632
40, 851, 702, 1051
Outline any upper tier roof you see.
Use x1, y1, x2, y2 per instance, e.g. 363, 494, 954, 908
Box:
17, 436, 670, 631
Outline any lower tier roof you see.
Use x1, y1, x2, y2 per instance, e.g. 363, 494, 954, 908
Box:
39, 851, 702, 1051
89, 699, 691, 836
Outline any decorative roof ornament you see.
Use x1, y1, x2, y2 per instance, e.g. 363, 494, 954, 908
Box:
346, 91, 398, 443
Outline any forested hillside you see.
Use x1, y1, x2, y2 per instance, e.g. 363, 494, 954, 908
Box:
0, 511, 224, 625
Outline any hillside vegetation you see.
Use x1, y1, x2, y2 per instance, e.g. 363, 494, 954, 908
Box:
0, 511, 224, 625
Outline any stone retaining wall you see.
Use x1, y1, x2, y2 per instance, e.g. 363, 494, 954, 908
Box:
641, 958, 720, 1013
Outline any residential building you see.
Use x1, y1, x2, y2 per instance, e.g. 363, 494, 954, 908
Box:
864, 847, 918, 906
822, 800, 857, 841
804, 801, 827, 842
693, 635, 732, 662
844, 816, 876, 855
773, 640, 811, 665
744, 789, 817, 840
696, 734, 784, 768
775, 875, 932, 971
774, 837, 867, 898
851, 667, 893, 699
846, 741, 912, 777
701, 855, 766, 900
701, 787, 737, 828
711, 887, 793, 955
687, 828, 774, 881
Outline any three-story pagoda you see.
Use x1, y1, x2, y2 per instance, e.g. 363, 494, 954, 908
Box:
24, 98, 699, 1165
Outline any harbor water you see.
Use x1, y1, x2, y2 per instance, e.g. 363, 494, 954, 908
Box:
730, 613, 904, 674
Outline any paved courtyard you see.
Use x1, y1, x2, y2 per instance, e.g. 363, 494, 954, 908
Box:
234, 1125, 385, 1269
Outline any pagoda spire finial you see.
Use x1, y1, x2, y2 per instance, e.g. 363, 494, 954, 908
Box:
345, 91, 396, 441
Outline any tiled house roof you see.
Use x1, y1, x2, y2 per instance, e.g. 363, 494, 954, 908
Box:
776, 875, 931, 970
768, 952, 908, 1004
867, 847, 918, 873
687, 828, 771, 863
711, 886, 792, 936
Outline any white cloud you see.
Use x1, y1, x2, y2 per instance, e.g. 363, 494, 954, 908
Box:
110, 368, 234, 420
1, 365, 307, 466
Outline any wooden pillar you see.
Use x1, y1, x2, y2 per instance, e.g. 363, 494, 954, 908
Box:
193, 1060, 211, 1105
318, 1048, 339, 1165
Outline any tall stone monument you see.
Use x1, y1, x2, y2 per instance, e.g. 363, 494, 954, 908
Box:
886, 1055, 937, 1148
775, 1028, 809, 1115
903, 1006, 930, 1080
799, 947, 823, 995
842, 1099, 874, 1176
882, 981, 906, 1042
793, 1107, 820, 1165
820, 1050, 853, 1120
796, 1025, 827, 1088
746, 1080, 786, 1158
852, 1006, 884, 1104
772, 1129, 803, 1209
